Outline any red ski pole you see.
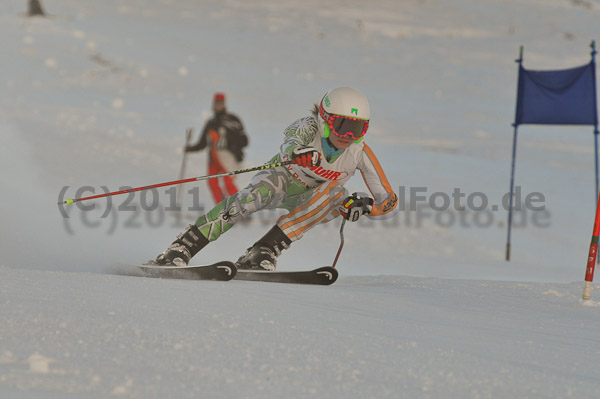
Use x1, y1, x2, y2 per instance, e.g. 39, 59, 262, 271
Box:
582, 194, 600, 300
58, 160, 293, 206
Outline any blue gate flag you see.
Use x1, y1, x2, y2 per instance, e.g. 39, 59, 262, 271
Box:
515, 61, 598, 126
507, 42, 599, 262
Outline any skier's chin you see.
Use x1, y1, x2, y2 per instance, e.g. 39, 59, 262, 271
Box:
336, 140, 353, 149
329, 135, 354, 149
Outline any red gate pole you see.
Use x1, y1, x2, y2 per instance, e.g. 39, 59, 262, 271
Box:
582, 194, 600, 300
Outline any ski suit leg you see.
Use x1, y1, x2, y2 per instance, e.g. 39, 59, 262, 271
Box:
194, 167, 292, 242
223, 175, 239, 196
277, 181, 346, 241
216, 150, 241, 196
207, 162, 226, 204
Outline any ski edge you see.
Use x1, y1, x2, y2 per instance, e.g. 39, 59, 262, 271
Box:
234, 266, 338, 285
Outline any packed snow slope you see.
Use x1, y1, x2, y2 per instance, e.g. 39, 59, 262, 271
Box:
1, 266, 600, 399
2, 0, 600, 398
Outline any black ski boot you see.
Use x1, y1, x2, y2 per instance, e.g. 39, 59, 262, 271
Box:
236, 225, 292, 271
153, 224, 209, 266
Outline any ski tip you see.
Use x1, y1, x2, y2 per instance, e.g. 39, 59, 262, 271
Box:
214, 261, 237, 280
316, 266, 338, 284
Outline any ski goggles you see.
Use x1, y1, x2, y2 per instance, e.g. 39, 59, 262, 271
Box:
319, 103, 369, 141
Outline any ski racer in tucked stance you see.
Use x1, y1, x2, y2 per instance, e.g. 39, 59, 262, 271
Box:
153, 87, 398, 270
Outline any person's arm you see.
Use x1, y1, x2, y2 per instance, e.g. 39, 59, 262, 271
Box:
186, 121, 210, 152
230, 115, 249, 148
280, 117, 318, 161
357, 143, 398, 217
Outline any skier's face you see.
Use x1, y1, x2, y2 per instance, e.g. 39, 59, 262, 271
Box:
328, 133, 354, 149
213, 100, 225, 113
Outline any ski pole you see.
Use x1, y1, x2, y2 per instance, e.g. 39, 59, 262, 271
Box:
176, 127, 194, 207
331, 219, 346, 268
58, 160, 294, 206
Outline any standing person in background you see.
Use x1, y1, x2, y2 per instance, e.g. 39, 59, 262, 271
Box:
185, 93, 249, 203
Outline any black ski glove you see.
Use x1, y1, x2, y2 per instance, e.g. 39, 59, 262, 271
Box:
339, 193, 374, 222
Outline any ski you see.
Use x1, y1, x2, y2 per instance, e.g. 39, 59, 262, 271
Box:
233, 266, 338, 285
115, 263, 337, 285
122, 262, 237, 281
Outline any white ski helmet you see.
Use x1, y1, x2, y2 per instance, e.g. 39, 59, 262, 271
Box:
318, 87, 370, 143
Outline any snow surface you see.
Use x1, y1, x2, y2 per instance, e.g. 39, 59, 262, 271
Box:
1, 0, 600, 397
2, 266, 600, 399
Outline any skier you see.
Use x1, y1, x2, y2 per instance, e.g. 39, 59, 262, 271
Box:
153, 87, 398, 270
186, 92, 249, 204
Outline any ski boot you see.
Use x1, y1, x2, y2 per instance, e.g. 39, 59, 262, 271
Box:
236, 225, 292, 271
153, 224, 209, 266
